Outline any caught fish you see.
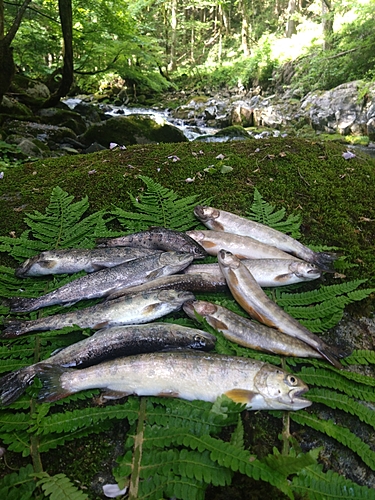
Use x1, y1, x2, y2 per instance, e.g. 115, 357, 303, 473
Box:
183, 258, 322, 287
36, 351, 311, 411
106, 272, 227, 301
0, 323, 216, 406
183, 300, 323, 359
96, 227, 207, 259
217, 249, 343, 369
2, 289, 195, 338
194, 205, 337, 271
10, 251, 193, 313
15, 247, 161, 277
186, 229, 295, 260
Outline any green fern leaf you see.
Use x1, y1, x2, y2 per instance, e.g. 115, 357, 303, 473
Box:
0, 464, 36, 500
112, 175, 211, 231
0, 186, 108, 262
296, 366, 375, 402
307, 388, 375, 429
292, 463, 375, 499
290, 411, 375, 471
343, 350, 375, 366
247, 187, 302, 238
36, 472, 89, 500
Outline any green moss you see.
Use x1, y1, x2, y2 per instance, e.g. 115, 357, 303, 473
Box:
0, 137, 374, 291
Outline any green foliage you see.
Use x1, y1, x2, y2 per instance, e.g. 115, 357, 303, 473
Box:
248, 187, 302, 238
111, 175, 211, 232
36, 472, 89, 500
0, 184, 375, 499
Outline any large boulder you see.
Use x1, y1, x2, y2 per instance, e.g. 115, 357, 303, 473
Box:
81, 115, 188, 147
37, 107, 87, 135
4, 120, 77, 149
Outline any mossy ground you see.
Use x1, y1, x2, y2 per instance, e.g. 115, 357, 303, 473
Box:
1, 137, 374, 286
1, 137, 375, 499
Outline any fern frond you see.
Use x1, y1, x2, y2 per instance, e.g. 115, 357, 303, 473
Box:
307, 388, 375, 429
0, 187, 109, 262
275, 279, 368, 307
247, 188, 302, 238
343, 350, 375, 366
290, 411, 375, 471
0, 463, 36, 500
36, 472, 89, 500
296, 366, 375, 402
112, 175, 210, 231
292, 463, 375, 499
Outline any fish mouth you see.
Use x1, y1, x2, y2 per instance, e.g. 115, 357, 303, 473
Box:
289, 387, 312, 408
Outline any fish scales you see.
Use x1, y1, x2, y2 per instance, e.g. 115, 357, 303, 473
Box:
36, 351, 311, 411
10, 251, 194, 313
186, 229, 295, 260
183, 300, 323, 359
106, 272, 227, 300
15, 247, 161, 277
0, 323, 216, 406
2, 289, 195, 338
217, 249, 343, 369
183, 259, 322, 287
194, 205, 337, 270
96, 227, 207, 259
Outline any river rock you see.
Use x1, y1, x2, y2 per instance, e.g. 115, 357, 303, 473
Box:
3, 120, 77, 150
80, 115, 188, 147
37, 107, 87, 135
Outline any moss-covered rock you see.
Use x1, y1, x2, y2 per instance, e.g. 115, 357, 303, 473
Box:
81, 115, 188, 147
37, 107, 87, 135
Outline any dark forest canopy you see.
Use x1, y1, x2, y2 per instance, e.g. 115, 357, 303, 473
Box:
1, 0, 374, 101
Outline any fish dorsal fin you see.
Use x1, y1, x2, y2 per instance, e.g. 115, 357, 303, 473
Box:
225, 389, 257, 403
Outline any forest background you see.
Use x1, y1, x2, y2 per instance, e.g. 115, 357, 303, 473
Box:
1, 0, 375, 105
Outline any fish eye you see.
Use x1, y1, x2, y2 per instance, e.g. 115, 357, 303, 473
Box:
286, 374, 298, 386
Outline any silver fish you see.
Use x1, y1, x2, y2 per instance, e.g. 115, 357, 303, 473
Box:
10, 251, 194, 313
183, 259, 322, 287
36, 351, 311, 411
183, 300, 322, 359
186, 229, 295, 260
2, 289, 195, 338
96, 227, 207, 259
106, 272, 227, 301
15, 247, 161, 277
0, 323, 216, 406
194, 205, 337, 270
217, 249, 343, 369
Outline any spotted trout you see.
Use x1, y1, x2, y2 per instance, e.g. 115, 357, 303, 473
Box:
0, 323, 216, 406
10, 251, 193, 313
36, 351, 311, 411
183, 258, 322, 287
186, 229, 295, 260
15, 247, 161, 277
194, 205, 337, 270
96, 227, 207, 259
2, 289, 195, 338
183, 300, 323, 359
217, 249, 343, 369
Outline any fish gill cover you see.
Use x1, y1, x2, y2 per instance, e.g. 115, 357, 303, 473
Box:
0, 179, 375, 499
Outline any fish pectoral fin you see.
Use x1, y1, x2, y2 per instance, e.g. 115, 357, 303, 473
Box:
274, 273, 292, 283
224, 389, 258, 404
38, 259, 57, 269
98, 390, 130, 402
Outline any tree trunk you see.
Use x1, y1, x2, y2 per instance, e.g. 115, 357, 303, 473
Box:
42, 0, 73, 107
322, 0, 334, 51
167, 0, 178, 72
285, 0, 298, 38
0, 0, 33, 103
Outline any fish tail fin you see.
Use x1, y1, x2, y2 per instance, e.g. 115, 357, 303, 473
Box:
313, 252, 339, 272
1, 320, 30, 338
37, 364, 73, 403
318, 347, 343, 369
10, 297, 40, 313
0, 368, 36, 406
